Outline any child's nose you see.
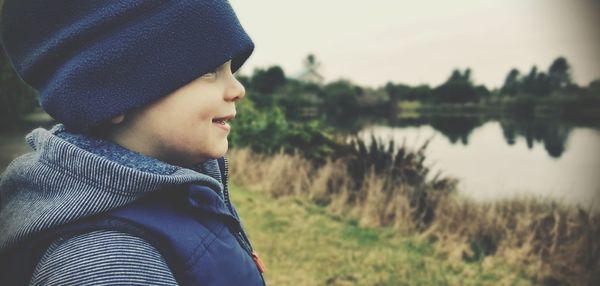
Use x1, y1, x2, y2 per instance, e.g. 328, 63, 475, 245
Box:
224, 76, 246, 102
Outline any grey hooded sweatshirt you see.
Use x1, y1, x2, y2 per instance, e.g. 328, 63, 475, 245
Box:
0, 124, 233, 285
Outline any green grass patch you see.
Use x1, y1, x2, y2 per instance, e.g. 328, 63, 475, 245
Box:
229, 184, 534, 286
398, 100, 423, 111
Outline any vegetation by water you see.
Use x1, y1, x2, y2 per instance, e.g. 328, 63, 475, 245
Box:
225, 54, 600, 161
229, 148, 600, 286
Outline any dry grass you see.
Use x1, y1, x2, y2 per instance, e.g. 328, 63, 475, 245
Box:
229, 148, 600, 286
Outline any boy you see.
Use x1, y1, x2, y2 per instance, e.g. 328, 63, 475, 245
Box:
0, 1, 265, 285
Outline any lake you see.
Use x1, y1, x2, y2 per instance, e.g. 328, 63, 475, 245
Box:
358, 119, 600, 210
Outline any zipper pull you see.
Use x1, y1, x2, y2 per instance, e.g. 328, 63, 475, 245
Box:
252, 251, 266, 273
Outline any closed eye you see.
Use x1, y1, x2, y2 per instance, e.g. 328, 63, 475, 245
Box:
201, 69, 218, 79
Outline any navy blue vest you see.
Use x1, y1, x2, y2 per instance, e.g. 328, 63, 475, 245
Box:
112, 184, 266, 286
1, 159, 266, 286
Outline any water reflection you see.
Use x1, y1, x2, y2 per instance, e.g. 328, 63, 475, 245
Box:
381, 116, 577, 158
499, 119, 570, 158
429, 117, 482, 145
357, 120, 600, 209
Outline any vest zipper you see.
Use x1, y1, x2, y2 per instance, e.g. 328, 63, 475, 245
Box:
222, 157, 267, 279
223, 157, 251, 244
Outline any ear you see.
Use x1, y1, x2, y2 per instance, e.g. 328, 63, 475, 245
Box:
110, 114, 125, 124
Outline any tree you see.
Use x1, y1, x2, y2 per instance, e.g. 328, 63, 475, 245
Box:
463, 68, 472, 83
275, 79, 323, 119
251, 65, 286, 94
518, 65, 552, 97
533, 72, 552, 97
409, 85, 433, 101
433, 68, 478, 103
475, 85, 490, 97
433, 82, 478, 103
501, 68, 521, 96
384, 82, 412, 101
447, 69, 463, 83
446, 68, 472, 84
588, 79, 600, 96
548, 57, 571, 90
322, 80, 361, 118
521, 66, 538, 94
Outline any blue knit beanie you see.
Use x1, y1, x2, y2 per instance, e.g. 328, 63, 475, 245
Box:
1, 0, 254, 131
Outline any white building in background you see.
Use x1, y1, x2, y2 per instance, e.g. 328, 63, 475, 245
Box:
292, 54, 325, 85
293, 67, 324, 85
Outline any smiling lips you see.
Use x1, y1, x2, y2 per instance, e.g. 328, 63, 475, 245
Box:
212, 114, 235, 132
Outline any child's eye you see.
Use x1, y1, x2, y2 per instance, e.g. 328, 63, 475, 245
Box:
201, 69, 218, 78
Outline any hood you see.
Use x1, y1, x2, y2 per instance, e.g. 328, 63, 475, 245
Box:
0, 124, 227, 253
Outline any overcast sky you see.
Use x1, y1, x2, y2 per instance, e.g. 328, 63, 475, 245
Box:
229, 0, 600, 89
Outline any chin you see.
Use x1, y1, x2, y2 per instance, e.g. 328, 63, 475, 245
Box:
206, 146, 229, 160
215, 140, 230, 157
214, 148, 229, 159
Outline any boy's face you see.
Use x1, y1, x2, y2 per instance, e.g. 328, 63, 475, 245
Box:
107, 60, 245, 167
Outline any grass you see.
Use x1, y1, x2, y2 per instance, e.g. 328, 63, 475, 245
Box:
230, 184, 533, 286
398, 100, 423, 111
398, 101, 423, 119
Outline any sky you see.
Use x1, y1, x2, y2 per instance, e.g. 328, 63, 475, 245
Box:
229, 0, 600, 89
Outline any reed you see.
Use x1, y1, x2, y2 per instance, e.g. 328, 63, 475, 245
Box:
228, 144, 599, 285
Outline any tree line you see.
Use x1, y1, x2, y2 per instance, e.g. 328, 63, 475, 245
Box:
239, 55, 599, 121
2, 51, 599, 128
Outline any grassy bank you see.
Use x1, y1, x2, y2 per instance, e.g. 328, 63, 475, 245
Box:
229, 149, 600, 286
230, 184, 531, 286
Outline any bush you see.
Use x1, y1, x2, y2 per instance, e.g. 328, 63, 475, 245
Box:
230, 98, 340, 163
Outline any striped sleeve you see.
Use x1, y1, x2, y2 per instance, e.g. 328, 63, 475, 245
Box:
30, 230, 179, 286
